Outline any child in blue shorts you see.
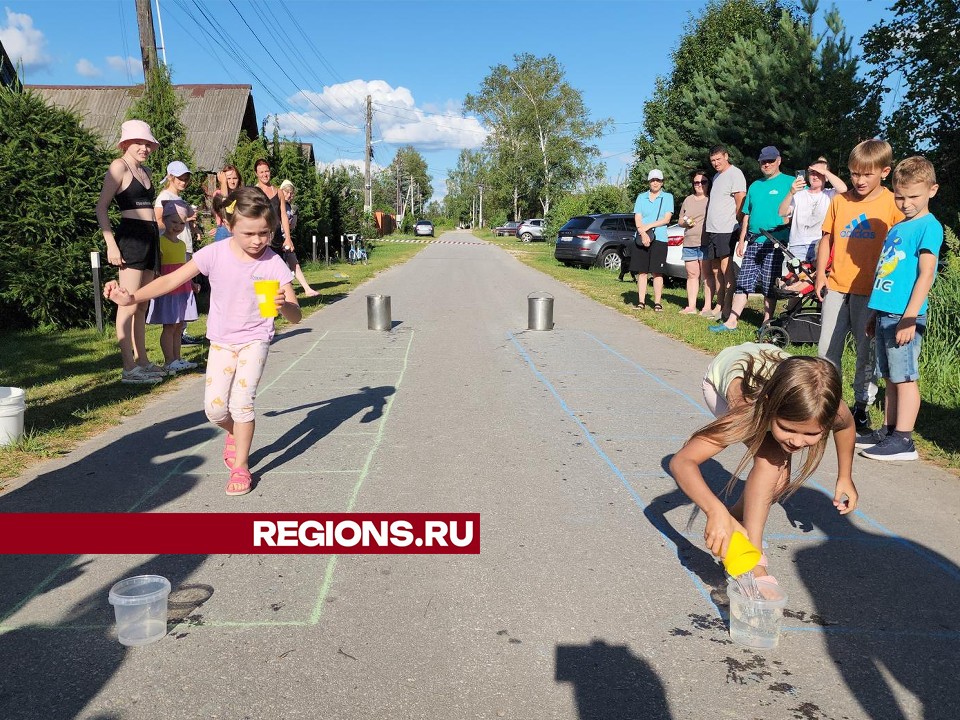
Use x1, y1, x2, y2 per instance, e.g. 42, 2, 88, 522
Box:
859, 157, 943, 461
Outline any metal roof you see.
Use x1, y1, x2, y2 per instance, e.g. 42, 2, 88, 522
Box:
25, 84, 259, 171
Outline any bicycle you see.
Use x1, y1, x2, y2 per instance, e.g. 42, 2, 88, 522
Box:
347, 235, 368, 265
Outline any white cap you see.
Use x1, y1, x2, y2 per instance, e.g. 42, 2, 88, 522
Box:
648, 169, 664, 181
166, 160, 191, 178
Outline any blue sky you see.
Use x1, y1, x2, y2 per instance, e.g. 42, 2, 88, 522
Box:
4, 0, 894, 202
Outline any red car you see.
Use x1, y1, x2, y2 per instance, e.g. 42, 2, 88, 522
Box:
493, 221, 521, 237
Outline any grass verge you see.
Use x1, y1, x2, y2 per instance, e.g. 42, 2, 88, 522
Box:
480, 229, 960, 473
0, 240, 422, 484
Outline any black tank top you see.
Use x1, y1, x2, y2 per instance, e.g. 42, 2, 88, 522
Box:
115, 161, 154, 211
268, 191, 284, 251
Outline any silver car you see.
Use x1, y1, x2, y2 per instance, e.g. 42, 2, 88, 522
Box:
516, 218, 545, 242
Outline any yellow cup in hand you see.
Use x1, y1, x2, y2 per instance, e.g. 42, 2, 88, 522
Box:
723, 531, 762, 576
254, 279, 280, 318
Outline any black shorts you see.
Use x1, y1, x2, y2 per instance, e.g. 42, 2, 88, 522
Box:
704, 231, 736, 260
629, 239, 669, 274
116, 218, 160, 272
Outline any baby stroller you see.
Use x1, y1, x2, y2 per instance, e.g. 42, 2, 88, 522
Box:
755, 228, 822, 347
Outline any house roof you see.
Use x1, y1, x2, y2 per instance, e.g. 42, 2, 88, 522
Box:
25, 83, 258, 171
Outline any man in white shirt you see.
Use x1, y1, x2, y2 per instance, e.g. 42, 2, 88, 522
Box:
703, 145, 747, 320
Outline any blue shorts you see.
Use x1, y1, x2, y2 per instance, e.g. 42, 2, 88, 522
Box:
682, 246, 705, 262
735, 237, 783, 297
875, 311, 925, 383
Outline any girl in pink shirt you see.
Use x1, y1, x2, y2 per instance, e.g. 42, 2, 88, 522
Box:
105, 187, 302, 496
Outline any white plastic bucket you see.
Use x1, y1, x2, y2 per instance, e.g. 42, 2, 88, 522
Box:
108, 575, 171, 646
0, 387, 25, 447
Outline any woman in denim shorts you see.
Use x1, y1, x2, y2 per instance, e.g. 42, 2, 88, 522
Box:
678, 170, 711, 314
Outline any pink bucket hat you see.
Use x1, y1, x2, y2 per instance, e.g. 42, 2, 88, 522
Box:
117, 119, 158, 149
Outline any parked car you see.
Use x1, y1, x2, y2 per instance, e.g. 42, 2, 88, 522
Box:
553, 213, 687, 280
414, 219, 434, 237
493, 220, 521, 237
516, 218, 545, 242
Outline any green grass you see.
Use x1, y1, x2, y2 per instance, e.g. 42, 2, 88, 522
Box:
479, 229, 960, 472
0, 241, 422, 483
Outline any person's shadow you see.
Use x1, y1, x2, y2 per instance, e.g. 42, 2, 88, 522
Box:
0, 411, 214, 719
644, 456, 732, 591
785, 485, 960, 720
555, 639, 673, 719
251, 385, 395, 476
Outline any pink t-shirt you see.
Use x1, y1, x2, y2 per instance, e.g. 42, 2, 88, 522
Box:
192, 240, 293, 344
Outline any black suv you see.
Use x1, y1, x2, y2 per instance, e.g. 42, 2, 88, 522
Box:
554, 213, 687, 279
554, 214, 638, 271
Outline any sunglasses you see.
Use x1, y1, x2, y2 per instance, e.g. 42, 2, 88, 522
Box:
692, 180, 706, 185
759, 159, 778, 165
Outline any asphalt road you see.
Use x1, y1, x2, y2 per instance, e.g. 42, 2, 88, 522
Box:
1, 229, 957, 720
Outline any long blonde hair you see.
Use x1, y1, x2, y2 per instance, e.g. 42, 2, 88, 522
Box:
694, 355, 841, 501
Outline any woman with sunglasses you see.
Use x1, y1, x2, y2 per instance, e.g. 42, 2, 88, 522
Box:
678, 171, 711, 314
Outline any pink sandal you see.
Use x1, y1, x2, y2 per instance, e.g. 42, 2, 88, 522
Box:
223, 433, 237, 470
225, 467, 253, 496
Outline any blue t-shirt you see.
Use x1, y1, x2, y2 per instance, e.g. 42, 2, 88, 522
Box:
633, 191, 675, 242
868, 213, 943, 316
742, 173, 793, 243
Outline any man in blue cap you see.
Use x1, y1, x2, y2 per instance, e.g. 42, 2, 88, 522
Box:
711, 145, 794, 333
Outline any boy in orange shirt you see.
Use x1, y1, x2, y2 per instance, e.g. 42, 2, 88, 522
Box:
815, 140, 904, 436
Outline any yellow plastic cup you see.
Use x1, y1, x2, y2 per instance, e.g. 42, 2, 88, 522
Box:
723, 531, 762, 576
254, 279, 280, 318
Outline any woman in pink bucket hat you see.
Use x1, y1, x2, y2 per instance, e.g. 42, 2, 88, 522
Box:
95, 119, 167, 384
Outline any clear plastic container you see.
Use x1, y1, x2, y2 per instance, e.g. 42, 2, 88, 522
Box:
727, 576, 787, 648
108, 575, 171, 646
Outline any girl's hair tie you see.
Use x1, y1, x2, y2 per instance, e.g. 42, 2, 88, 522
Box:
224, 200, 237, 215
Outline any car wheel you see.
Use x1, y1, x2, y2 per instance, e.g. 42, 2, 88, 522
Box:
598, 248, 623, 272
757, 324, 790, 347
520, 233, 533, 242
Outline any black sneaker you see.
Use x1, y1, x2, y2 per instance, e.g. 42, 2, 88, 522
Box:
860, 435, 918, 461
181, 333, 205, 346
855, 427, 889, 449
851, 405, 871, 430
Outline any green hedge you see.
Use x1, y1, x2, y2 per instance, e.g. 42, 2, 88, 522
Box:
0, 88, 110, 329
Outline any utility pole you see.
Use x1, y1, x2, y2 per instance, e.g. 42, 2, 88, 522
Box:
363, 94, 372, 214
134, 0, 159, 81
478, 183, 484, 228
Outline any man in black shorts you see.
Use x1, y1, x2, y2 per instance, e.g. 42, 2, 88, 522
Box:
703, 145, 747, 319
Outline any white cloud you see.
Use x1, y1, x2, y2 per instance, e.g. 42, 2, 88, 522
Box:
106, 55, 143, 77
0, 9, 51, 70
75, 58, 100, 78
275, 79, 488, 153
316, 158, 383, 175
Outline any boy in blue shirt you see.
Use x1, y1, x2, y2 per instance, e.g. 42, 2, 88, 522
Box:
859, 156, 943, 461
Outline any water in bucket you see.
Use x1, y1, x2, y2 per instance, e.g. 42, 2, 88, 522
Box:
108, 575, 171, 646
727, 575, 787, 648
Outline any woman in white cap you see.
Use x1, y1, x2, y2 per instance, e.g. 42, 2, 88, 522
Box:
155, 160, 203, 345
279, 179, 319, 296
631, 169, 675, 311
95, 119, 165, 384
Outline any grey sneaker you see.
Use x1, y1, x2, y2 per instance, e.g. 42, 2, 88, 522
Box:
860, 435, 918, 461
121, 366, 163, 385
855, 426, 889, 449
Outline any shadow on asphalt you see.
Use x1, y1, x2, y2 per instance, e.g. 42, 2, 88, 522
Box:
270, 326, 313, 344
0, 411, 214, 719
648, 454, 960, 719
555, 639, 672, 719
253, 385, 396, 477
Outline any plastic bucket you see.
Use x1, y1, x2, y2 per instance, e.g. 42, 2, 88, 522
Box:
367, 294, 392, 331
108, 575, 171, 646
527, 292, 554, 331
727, 577, 787, 649
0, 387, 25, 447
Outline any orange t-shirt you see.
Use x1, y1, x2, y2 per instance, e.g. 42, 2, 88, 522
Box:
821, 188, 903, 295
